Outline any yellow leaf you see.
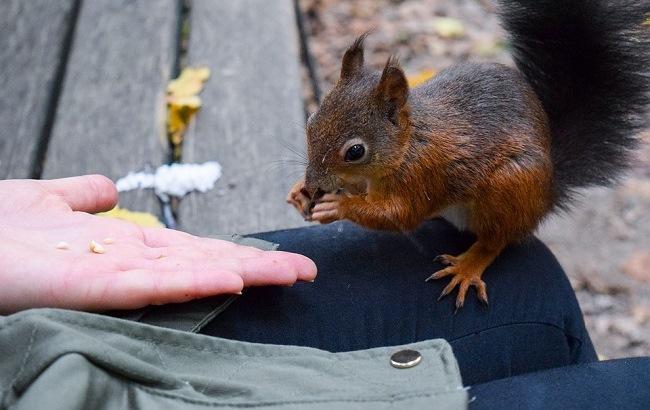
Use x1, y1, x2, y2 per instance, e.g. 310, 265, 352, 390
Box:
166, 67, 210, 152
167, 95, 202, 109
167, 97, 201, 144
191, 66, 211, 82
644, 15, 650, 26
166, 66, 211, 98
432, 17, 465, 39
407, 69, 436, 88
98, 206, 164, 228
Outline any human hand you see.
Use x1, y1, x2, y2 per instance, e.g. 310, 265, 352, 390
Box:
0, 175, 316, 313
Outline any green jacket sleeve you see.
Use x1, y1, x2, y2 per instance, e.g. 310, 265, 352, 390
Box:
0, 309, 467, 409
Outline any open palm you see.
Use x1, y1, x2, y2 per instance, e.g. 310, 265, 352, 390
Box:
0, 175, 316, 313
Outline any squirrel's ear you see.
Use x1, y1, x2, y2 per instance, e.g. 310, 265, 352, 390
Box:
340, 34, 367, 81
376, 57, 409, 123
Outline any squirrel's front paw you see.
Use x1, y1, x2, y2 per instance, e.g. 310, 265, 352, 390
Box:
310, 193, 343, 224
286, 178, 312, 219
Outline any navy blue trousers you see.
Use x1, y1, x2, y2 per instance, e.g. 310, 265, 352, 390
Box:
202, 220, 649, 408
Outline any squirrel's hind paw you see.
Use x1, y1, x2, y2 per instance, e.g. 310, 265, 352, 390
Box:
427, 263, 489, 310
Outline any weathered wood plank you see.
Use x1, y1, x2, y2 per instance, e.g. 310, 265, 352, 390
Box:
42, 0, 179, 213
0, 0, 77, 179
179, 0, 308, 235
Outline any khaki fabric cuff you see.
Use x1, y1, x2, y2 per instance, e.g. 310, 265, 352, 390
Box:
1, 309, 467, 409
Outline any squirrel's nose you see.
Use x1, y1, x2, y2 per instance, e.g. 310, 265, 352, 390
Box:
304, 171, 323, 199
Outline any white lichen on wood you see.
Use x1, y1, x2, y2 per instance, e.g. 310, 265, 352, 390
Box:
115, 161, 222, 202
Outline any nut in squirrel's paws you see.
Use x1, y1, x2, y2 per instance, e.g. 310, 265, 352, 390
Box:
286, 178, 344, 224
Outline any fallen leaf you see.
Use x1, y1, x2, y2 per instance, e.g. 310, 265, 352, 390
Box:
622, 250, 650, 282
432, 17, 465, 39
166, 67, 210, 159
407, 69, 436, 88
98, 206, 164, 228
166, 66, 210, 97
167, 96, 202, 146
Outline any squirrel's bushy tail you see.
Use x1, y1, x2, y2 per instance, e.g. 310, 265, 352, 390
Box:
499, 0, 650, 207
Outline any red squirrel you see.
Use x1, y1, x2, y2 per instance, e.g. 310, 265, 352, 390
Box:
287, 1, 649, 309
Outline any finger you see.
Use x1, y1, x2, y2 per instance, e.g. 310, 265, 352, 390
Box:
475, 281, 489, 305
100, 268, 245, 309
287, 195, 307, 213
425, 266, 454, 282
286, 190, 306, 204
275, 251, 317, 282
141, 243, 262, 262
312, 202, 337, 213
152, 252, 312, 286
141, 228, 265, 261
319, 193, 340, 202
239, 251, 317, 285
434, 254, 458, 266
456, 280, 470, 309
311, 210, 338, 224
141, 227, 201, 247
143, 228, 317, 284
148, 245, 317, 286
40, 175, 118, 213
438, 276, 461, 301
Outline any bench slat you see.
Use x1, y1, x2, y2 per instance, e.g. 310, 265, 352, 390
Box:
41, 0, 179, 213
178, 0, 308, 235
0, 0, 77, 179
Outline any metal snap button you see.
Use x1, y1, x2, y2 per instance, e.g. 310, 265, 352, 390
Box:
390, 349, 422, 369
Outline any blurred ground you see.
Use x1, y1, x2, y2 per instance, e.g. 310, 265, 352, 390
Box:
298, 0, 650, 358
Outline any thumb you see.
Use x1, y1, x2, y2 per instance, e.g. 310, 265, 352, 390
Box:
40, 175, 118, 213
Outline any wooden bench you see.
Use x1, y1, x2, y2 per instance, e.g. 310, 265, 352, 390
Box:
0, 0, 308, 235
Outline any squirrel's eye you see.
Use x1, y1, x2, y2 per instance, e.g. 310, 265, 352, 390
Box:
344, 144, 365, 162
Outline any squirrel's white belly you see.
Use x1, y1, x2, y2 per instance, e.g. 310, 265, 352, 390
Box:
437, 205, 470, 231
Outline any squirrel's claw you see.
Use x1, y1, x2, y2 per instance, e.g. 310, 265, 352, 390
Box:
434, 254, 459, 266
428, 258, 489, 310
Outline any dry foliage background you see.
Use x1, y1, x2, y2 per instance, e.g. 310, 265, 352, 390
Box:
299, 0, 650, 358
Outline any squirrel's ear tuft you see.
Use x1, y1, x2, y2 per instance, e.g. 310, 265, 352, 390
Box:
376, 57, 408, 123
340, 34, 367, 81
